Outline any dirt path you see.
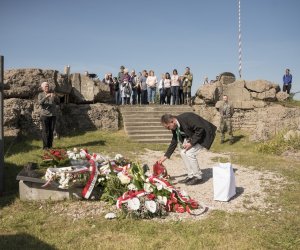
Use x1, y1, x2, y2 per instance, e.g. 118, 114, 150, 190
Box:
49, 149, 285, 221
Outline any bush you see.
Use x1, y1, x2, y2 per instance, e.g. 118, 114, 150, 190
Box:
256, 132, 300, 155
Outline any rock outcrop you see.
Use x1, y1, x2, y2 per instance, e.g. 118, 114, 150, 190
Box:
195, 76, 284, 109
4, 68, 113, 103
194, 74, 299, 141
4, 99, 119, 137
3, 68, 118, 138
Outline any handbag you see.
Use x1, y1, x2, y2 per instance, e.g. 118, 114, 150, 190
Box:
213, 162, 236, 201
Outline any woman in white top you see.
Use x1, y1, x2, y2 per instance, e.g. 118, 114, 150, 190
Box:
171, 69, 180, 105
158, 73, 165, 104
146, 70, 158, 104
164, 72, 172, 105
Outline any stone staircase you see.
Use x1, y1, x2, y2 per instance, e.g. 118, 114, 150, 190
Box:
119, 105, 195, 143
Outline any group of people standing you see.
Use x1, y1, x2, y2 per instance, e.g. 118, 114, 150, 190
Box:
102, 66, 194, 106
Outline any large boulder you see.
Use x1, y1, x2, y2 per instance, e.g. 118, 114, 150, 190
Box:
69, 74, 113, 103
245, 80, 279, 93
59, 103, 119, 132
252, 88, 277, 101
4, 68, 72, 99
196, 82, 221, 104
276, 91, 290, 101
223, 80, 251, 102
4, 98, 38, 136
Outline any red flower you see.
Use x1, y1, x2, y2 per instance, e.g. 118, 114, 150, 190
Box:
189, 199, 199, 209
152, 162, 168, 178
174, 204, 185, 213
147, 193, 156, 200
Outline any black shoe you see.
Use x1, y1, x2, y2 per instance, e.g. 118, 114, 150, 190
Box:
178, 177, 193, 184
186, 177, 203, 185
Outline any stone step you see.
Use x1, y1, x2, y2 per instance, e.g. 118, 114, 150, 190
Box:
133, 138, 170, 144
129, 134, 172, 140
120, 105, 193, 111
124, 125, 163, 131
121, 111, 193, 116
120, 105, 194, 143
127, 130, 171, 135
124, 121, 161, 126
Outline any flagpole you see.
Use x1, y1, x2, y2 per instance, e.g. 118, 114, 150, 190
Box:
238, 0, 242, 78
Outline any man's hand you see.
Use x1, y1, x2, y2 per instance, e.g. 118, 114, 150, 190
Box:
183, 142, 192, 151
158, 156, 167, 164
46, 93, 55, 98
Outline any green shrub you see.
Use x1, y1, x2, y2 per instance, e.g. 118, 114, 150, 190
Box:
255, 132, 300, 155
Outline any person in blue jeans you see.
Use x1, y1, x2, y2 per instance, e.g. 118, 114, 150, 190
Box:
283, 68, 292, 94
146, 70, 158, 104
171, 69, 180, 105
140, 70, 148, 104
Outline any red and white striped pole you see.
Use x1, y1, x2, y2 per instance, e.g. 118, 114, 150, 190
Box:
238, 0, 242, 78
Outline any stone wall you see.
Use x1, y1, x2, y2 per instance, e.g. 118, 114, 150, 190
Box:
193, 77, 300, 141
193, 103, 300, 142
4, 98, 119, 137
3, 68, 118, 138
4, 68, 114, 103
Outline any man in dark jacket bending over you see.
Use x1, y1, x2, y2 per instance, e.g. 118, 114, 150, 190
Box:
158, 113, 217, 185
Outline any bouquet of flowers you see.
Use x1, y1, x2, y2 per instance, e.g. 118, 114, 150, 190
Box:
115, 162, 200, 218
41, 149, 203, 218
41, 149, 70, 167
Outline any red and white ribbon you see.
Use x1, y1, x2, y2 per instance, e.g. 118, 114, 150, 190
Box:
81, 159, 99, 199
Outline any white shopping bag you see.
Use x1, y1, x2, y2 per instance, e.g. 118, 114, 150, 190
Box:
213, 162, 236, 201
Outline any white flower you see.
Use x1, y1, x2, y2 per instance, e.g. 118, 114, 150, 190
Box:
73, 147, 78, 153
144, 171, 151, 177
143, 183, 153, 193
105, 212, 116, 219
155, 182, 163, 190
127, 183, 137, 191
115, 154, 124, 161
127, 198, 140, 210
94, 154, 105, 163
157, 195, 167, 205
117, 172, 131, 184
180, 190, 189, 198
79, 150, 86, 158
145, 200, 157, 213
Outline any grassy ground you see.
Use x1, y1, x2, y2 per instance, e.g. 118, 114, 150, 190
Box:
1, 130, 299, 249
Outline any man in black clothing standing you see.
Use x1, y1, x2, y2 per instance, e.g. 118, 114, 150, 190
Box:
38, 82, 60, 150
158, 113, 217, 185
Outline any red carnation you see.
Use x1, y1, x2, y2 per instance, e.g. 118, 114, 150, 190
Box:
147, 193, 156, 200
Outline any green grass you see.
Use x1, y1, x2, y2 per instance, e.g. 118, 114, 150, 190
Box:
1, 130, 300, 249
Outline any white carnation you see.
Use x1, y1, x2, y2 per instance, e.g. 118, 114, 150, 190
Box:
143, 183, 153, 193
127, 197, 140, 210
117, 172, 131, 184
145, 200, 157, 213
115, 154, 124, 161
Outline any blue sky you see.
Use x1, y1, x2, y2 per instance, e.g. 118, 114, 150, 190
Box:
1, 0, 300, 95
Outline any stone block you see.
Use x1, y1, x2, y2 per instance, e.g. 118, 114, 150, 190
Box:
19, 180, 82, 201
